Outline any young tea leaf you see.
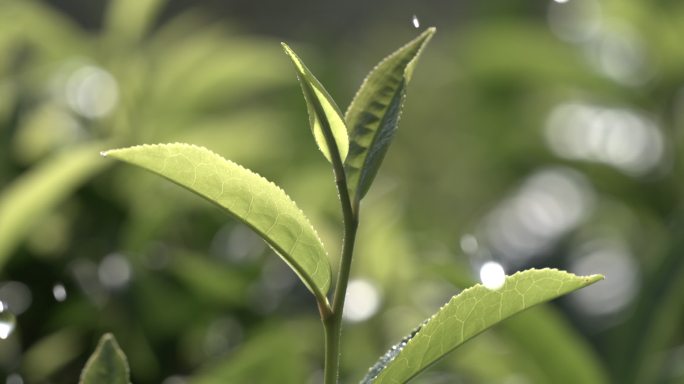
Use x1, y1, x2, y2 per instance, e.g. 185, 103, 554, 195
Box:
344, 28, 435, 203
103, 143, 332, 305
282, 43, 349, 165
79, 333, 130, 384
364, 269, 603, 383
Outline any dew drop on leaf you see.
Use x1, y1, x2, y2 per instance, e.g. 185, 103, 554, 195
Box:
360, 321, 426, 383
479, 261, 506, 290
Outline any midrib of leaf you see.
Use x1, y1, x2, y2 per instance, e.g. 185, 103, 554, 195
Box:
281, 43, 349, 165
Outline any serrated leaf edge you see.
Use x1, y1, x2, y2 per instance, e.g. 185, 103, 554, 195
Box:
103, 143, 332, 300
343, 27, 436, 201
343, 27, 436, 120
79, 333, 130, 384
365, 268, 603, 383
281, 43, 349, 164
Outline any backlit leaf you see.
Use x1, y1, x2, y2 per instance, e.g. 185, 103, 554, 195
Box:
345, 28, 435, 202
103, 143, 332, 304
363, 269, 603, 383
282, 43, 349, 164
79, 333, 130, 384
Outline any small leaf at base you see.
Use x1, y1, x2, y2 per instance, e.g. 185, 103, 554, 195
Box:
79, 333, 130, 384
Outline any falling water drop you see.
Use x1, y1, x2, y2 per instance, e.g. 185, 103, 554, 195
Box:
0, 302, 17, 339
412, 15, 420, 29
479, 261, 506, 290
52, 283, 67, 302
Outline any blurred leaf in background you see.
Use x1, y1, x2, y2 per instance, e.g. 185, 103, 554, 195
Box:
1, 0, 684, 383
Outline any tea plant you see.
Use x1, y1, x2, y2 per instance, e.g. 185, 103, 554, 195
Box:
88, 28, 602, 383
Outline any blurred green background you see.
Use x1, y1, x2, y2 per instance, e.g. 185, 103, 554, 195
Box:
1, 0, 684, 383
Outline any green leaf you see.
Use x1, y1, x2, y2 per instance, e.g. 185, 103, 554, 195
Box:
363, 269, 603, 384
281, 43, 349, 164
79, 333, 130, 384
344, 28, 435, 202
103, 143, 332, 304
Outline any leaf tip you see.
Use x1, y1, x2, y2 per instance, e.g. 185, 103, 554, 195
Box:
585, 274, 605, 284
80, 332, 130, 384
281, 42, 296, 58
94, 332, 125, 355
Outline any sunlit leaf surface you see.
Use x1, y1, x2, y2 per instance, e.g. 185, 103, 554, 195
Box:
282, 43, 349, 164
364, 269, 603, 383
103, 143, 332, 303
344, 28, 435, 202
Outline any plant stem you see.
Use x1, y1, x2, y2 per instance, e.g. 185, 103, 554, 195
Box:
322, 154, 358, 384
323, 194, 358, 384
303, 81, 359, 383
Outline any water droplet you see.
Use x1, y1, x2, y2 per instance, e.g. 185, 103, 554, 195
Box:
52, 283, 67, 302
360, 321, 425, 383
0, 303, 17, 340
479, 261, 506, 290
553, 0, 570, 3
99, 151, 108, 157
6, 373, 23, 384
412, 15, 420, 29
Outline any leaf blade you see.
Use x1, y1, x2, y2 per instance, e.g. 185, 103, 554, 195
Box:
282, 43, 349, 164
345, 28, 435, 202
79, 333, 130, 384
364, 269, 603, 383
103, 143, 332, 304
